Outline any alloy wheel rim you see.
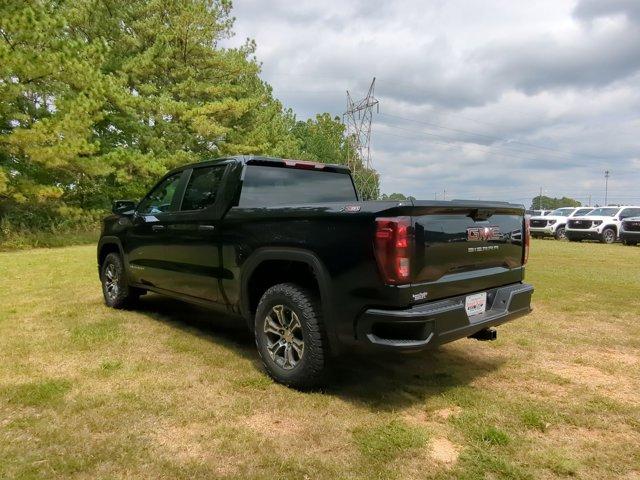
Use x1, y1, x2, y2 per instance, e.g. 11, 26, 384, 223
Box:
263, 304, 304, 370
604, 230, 614, 243
104, 263, 119, 300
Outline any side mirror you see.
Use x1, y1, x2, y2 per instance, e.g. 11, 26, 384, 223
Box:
112, 200, 137, 214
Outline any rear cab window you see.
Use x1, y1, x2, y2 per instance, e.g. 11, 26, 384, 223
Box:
239, 165, 357, 207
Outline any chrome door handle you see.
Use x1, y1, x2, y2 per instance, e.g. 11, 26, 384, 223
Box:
198, 225, 216, 231
151, 224, 165, 232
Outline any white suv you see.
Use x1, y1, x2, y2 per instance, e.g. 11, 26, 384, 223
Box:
565, 206, 640, 244
529, 207, 593, 240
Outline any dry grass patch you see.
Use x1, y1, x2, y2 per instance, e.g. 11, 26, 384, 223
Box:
1, 240, 640, 479
429, 437, 460, 466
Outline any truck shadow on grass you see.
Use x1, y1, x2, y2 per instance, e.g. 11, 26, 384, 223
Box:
135, 294, 505, 410
328, 350, 504, 411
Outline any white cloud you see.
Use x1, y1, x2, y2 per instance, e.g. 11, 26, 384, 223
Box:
227, 0, 640, 206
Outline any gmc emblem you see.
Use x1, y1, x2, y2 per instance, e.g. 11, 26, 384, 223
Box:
467, 226, 500, 241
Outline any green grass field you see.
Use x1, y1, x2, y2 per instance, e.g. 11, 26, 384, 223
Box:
1, 240, 639, 479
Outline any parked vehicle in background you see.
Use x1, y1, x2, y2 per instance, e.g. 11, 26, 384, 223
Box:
620, 217, 640, 246
566, 206, 640, 244
525, 209, 551, 219
97, 156, 533, 388
529, 207, 593, 240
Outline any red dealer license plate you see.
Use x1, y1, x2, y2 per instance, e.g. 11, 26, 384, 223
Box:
465, 292, 487, 317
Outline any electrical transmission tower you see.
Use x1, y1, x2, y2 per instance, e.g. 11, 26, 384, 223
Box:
343, 78, 379, 199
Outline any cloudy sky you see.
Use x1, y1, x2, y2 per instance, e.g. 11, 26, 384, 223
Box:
228, 0, 640, 206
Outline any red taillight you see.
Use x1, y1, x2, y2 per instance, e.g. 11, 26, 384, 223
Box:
374, 217, 412, 284
523, 217, 530, 265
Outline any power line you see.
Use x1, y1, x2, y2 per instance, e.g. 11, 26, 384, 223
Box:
374, 128, 576, 165
378, 112, 602, 162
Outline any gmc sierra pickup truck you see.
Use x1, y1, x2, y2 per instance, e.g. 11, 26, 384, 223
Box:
98, 156, 533, 388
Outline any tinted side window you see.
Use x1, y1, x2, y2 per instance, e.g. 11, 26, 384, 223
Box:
181, 166, 226, 211
239, 166, 357, 207
137, 173, 182, 214
620, 208, 640, 219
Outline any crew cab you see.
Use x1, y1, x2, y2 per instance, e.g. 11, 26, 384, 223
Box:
98, 156, 533, 388
529, 207, 593, 240
620, 217, 640, 246
565, 206, 640, 244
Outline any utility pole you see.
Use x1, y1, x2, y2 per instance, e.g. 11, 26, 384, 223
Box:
604, 170, 611, 206
443, 189, 446, 200
343, 78, 379, 200
588, 194, 591, 207
537, 187, 543, 210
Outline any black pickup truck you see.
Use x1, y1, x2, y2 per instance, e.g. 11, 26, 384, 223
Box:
98, 156, 533, 388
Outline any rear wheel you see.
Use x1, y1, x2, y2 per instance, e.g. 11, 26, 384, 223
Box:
101, 252, 141, 309
554, 226, 566, 240
601, 228, 616, 244
254, 283, 327, 389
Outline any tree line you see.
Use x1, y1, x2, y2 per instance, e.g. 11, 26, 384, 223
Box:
530, 195, 581, 210
0, 0, 379, 239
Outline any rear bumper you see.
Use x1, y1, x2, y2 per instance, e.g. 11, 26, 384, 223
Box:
356, 282, 533, 351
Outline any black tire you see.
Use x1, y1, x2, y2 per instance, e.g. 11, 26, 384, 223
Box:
554, 226, 566, 240
601, 227, 616, 244
622, 239, 638, 246
100, 252, 141, 309
254, 283, 327, 389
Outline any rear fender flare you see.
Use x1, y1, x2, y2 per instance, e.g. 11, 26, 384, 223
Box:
240, 247, 338, 353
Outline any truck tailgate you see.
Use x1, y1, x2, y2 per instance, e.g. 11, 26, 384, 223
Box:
409, 201, 525, 302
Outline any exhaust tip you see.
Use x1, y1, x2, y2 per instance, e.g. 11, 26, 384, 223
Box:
469, 328, 497, 341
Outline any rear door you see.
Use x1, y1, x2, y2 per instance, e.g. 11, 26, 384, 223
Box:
155, 163, 229, 302
409, 202, 525, 301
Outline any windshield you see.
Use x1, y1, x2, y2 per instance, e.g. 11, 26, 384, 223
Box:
587, 208, 619, 217
549, 208, 574, 216
572, 209, 592, 217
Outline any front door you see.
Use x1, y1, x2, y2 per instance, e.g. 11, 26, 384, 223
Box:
154, 164, 229, 303
126, 171, 186, 289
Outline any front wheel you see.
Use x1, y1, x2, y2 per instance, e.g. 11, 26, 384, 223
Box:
554, 226, 566, 240
622, 239, 638, 246
101, 252, 141, 309
601, 228, 616, 244
254, 283, 328, 389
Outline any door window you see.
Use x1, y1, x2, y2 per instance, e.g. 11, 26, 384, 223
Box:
137, 173, 182, 214
181, 166, 226, 211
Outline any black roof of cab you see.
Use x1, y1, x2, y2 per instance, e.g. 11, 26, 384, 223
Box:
168, 155, 351, 176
